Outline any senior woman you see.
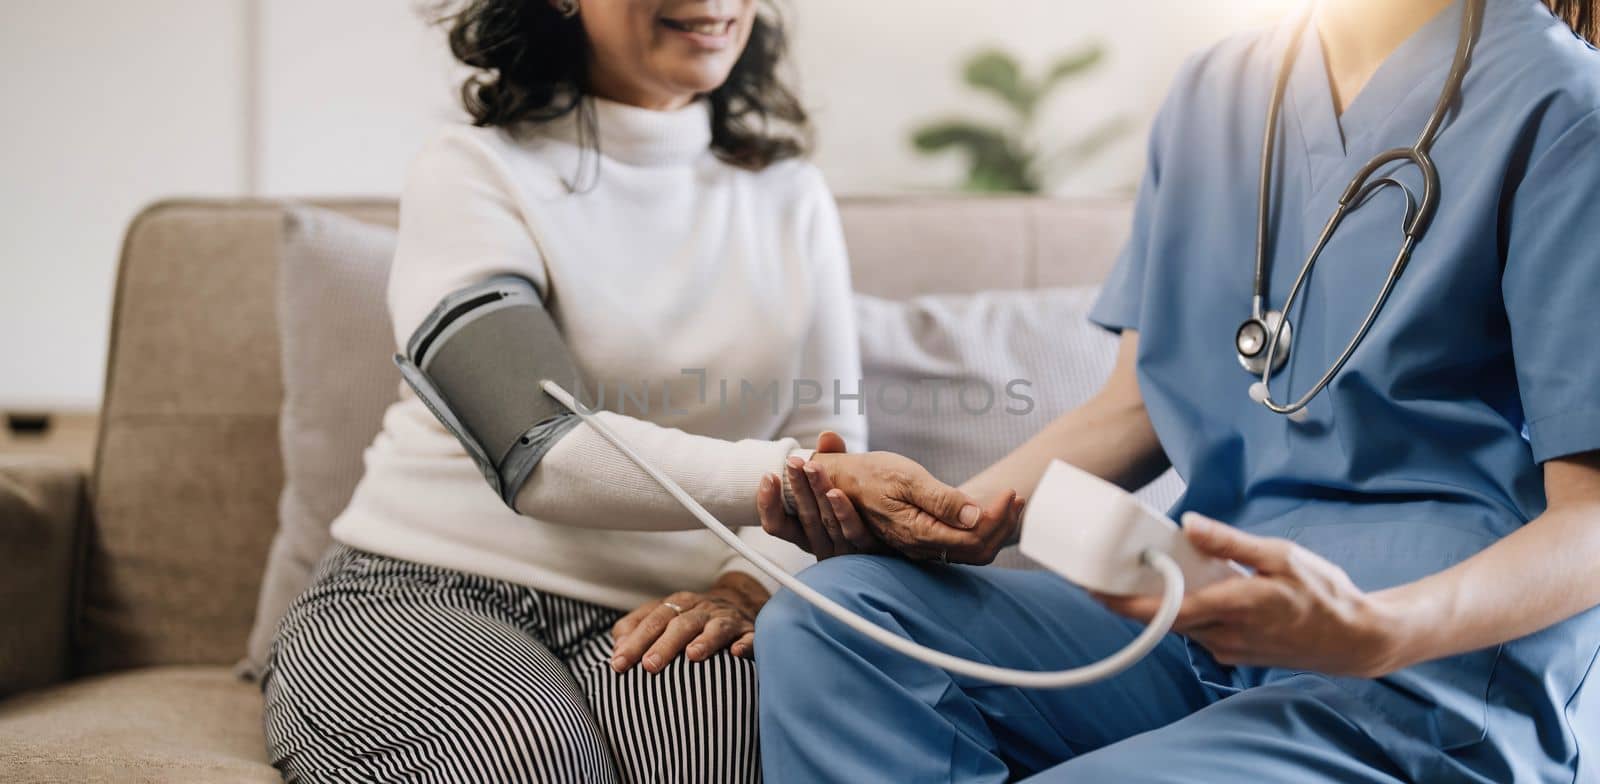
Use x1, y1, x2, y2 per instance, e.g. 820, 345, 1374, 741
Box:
251, 1, 949, 781
757, 0, 1600, 781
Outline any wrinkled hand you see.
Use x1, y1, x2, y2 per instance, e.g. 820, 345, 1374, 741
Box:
1096, 513, 1401, 678
609, 572, 769, 674
754, 431, 873, 560
761, 446, 1024, 565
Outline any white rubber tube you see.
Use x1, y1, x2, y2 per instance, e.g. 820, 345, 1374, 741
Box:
541, 380, 1184, 689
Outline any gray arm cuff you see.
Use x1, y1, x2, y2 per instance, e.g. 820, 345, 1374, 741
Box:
500, 413, 583, 508
394, 274, 589, 510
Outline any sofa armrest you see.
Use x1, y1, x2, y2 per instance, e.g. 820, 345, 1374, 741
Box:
0, 456, 85, 697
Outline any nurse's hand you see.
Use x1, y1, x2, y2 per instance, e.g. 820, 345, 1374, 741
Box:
1096, 513, 1402, 678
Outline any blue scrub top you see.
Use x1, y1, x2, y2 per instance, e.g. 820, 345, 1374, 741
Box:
1091, 0, 1600, 777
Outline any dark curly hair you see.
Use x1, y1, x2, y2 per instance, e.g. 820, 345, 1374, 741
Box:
434, 0, 809, 173
1546, 0, 1598, 43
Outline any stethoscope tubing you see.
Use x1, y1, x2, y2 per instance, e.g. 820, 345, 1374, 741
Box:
1248, 0, 1483, 415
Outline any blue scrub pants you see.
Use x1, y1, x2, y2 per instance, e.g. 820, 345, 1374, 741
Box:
755, 556, 1411, 783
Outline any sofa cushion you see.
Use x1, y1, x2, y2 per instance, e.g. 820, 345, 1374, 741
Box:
84, 200, 397, 675
0, 665, 277, 783
242, 208, 401, 678
839, 196, 1131, 298
854, 287, 1184, 568
0, 456, 83, 697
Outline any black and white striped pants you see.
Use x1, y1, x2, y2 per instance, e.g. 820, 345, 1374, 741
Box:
261, 546, 761, 783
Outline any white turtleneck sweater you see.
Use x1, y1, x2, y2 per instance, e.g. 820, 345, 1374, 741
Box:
330, 99, 867, 609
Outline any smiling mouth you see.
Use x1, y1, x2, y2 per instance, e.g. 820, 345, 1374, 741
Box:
659, 17, 735, 36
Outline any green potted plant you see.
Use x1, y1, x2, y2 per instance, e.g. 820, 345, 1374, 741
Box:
912, 44, 1127, 193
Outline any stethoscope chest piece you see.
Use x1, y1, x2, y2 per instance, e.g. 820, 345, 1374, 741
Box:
1235, 310, 1291, 376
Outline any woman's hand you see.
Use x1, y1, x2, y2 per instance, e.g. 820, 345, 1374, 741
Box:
609, 572, 769, 674
755, 431, 878, 559
819, 471, 1020, 564
762, 451, 1024, 565
1096, 513, 1403, 678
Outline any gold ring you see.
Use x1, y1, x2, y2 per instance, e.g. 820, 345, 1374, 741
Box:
662, 600, 685, 615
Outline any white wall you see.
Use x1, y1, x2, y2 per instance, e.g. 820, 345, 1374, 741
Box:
1, 0, 252, 410
791, 0, 1291, 196
258, 0, 1294, 196
1, 0, 1292, 408
257, 0, 462, 196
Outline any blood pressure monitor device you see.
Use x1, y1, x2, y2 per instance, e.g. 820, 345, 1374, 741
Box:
1019, 460, 1246, 596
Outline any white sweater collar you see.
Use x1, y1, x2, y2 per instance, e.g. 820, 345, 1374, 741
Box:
541, 97, 713, 167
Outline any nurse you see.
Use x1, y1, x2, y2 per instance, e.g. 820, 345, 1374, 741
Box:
752, 0, 1600, 780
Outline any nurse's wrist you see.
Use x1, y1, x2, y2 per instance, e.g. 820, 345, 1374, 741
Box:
1358, 587, 1435, 677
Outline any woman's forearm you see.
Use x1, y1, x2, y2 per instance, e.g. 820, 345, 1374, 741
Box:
1374, 455, 1600, 672
515, 409, 806, 531
962, 331, 1169, 502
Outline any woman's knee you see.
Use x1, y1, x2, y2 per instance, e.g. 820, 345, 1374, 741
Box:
265, 610, 618, 783
268, 666, 617, 783
578, 648, 760, 783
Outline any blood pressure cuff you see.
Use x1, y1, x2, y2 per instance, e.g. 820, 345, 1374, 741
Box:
393, 275, 584, 508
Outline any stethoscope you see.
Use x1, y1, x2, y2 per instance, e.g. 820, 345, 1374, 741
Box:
1236, 0, 1483, 420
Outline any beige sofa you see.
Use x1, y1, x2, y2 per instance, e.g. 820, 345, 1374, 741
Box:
0, 196, 1130, 782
